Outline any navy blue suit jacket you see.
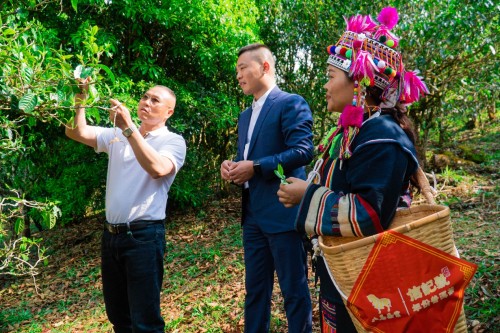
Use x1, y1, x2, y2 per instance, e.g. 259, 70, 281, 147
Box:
236, 86, 314, 233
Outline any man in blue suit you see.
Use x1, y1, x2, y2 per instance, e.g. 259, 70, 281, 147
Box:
220, 43, 314, 333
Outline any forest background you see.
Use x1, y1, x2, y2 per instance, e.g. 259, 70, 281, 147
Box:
0, 0, 498, 332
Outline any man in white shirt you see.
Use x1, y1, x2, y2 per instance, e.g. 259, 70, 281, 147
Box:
66, 81, 186, 333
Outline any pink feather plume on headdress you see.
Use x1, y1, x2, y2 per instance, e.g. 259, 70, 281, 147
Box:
374, 7, 400, 47
402, 71, 430, 104
345, 15, 377, 34
350, 50, 379, 85
377, 7, 399, 29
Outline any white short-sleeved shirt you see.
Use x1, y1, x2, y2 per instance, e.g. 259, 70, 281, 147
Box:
95, 126, 186, 224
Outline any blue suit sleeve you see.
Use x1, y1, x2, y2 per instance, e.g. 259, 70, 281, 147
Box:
259, 94, 314, 179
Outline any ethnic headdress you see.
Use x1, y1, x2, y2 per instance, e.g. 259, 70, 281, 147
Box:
327, 7, 429, 109
320, 7, 429, 160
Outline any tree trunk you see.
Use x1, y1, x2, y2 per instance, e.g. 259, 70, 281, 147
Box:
20, 201, 31, 238
488, 100, 496, 121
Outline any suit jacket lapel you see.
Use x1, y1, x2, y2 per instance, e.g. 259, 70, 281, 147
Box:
247, 87, 280, 157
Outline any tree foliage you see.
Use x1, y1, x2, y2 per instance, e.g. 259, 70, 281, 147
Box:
394, 0, 499, 156
1, 0, 260, 277
1, 0, 498, 278
258, 0, 498, 161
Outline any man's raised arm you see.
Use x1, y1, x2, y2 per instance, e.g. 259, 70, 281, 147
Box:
65, 77, 97, 148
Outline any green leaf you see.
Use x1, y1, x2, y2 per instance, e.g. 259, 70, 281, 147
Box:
14, 218, 25, 235
21, 66, 33, 84
18, 93, 38, 113
96, 64, 115, 83
2, 28, 16, 36
57, 80, 65, 101
74, 65, 93, 79
274, 163, 288, 184
278, 164, 284, 175
80, 67, 94, 79
71, 0, 78, 12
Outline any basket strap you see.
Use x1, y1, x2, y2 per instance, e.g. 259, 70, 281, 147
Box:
306, 158, 324, 184
415, 166, 437, 205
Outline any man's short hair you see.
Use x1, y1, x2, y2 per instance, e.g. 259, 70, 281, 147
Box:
154, 85, 176, 100
238, 43, 276, 71
238, 43, 271, 57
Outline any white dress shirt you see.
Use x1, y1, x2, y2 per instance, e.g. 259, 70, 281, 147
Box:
243, 85, 276, 160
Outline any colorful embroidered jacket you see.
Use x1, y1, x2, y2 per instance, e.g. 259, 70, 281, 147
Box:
296, 113, 419, 237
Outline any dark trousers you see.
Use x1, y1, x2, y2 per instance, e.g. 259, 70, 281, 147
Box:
101, 223, 166, 333
243, 218, 312, 333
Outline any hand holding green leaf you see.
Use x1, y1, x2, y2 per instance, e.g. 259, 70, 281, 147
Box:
274, 163, 289, 184
74, 64, 94, 79
73, 65, 94, 97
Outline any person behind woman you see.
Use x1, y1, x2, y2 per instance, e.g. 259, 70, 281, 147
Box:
277, 7, 429, 332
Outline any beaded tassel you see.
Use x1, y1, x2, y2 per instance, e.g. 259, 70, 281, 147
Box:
338, 80, 364, 161
339, 126, 356, 159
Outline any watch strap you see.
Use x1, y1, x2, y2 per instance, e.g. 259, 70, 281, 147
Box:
253, 160, 262, 175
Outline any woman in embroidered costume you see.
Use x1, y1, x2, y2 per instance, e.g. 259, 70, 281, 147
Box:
277, 7, 430, 332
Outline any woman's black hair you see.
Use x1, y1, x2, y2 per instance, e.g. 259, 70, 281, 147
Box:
365, 85, 421, 192
365, 85, 417, 144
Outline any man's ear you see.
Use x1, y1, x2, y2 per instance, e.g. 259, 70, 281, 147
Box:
164, 108, 174, 121
262, 61, 270, 73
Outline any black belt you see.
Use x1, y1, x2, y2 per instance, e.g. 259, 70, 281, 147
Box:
104, 220, 164, 234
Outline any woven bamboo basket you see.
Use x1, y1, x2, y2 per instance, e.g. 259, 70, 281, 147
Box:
319, 204, 468, 332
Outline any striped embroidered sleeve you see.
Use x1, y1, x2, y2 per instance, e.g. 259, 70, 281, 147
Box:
296, 184, 342, 236
295, 147, 412, 237
296, 184, 383, 237
337, 194, 384, 237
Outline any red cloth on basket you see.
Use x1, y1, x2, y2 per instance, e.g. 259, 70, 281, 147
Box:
347, 230, 477, 333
